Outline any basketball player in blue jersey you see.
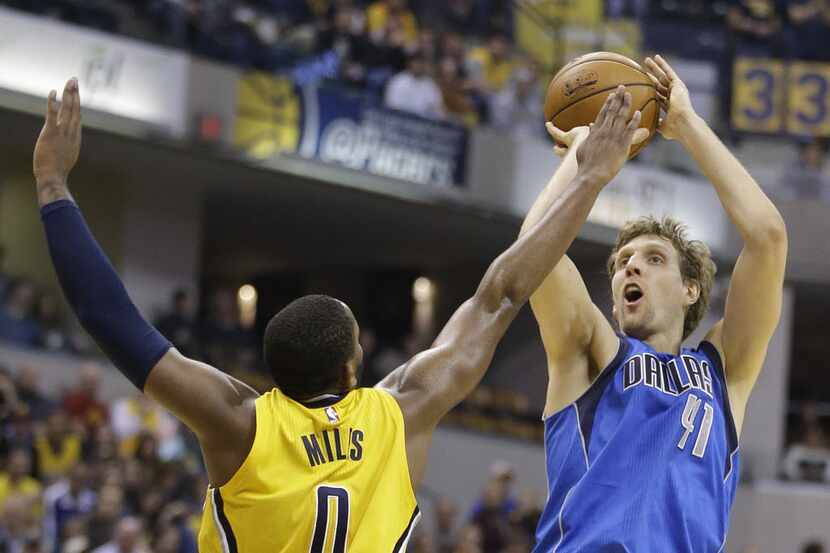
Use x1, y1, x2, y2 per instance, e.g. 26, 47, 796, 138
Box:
33, 78, 644, 551
522, 55, 788, 552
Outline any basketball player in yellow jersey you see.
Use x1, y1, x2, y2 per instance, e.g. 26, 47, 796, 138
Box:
34, 78, 645, 552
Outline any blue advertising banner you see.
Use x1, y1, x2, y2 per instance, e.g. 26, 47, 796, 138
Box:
235, 73, 468, 188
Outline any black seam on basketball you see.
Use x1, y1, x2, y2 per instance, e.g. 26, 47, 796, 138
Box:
549, 83, 658, 121
551, 57, 645, 82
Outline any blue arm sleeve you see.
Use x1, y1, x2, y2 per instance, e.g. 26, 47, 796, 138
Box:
41, 199, 171, 390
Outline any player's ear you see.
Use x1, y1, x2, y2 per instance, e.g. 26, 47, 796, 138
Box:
684, 279, 700, 307
341, 362, 357, 389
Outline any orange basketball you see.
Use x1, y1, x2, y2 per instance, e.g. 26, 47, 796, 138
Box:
544, 52, 659, 158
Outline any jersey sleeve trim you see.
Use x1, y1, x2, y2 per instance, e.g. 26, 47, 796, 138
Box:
211, 488, 239, 553
214, 393, 266, 493
392, 506, 422, 553
699, 341, 740, 480
373, 388, 420, 513
543, 335, 629, 422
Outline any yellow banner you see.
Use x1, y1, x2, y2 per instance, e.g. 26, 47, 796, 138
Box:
731, 58, 785, 133
786, 62, 830, 136
235, 73, 301, 159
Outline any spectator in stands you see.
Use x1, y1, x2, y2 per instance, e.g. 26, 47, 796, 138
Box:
785, 1, 830, 61
155, 288, 199, 358
780, 138, 828, 200
200, 288, 257, 369
111, 396, 183, 461
62, 363, 109, 431
33, 410, 82, 481
434, 497, 459, 553
0, 279, 42, 348
466, 33, 514, 94
14, 365, 53, 422
438, 56, 479, 126
803, 541, 827, 553
782, 400, 830, 482
91, 516, 149, 553
469, 461, 518, 553
384, 52, 445, 119
367, 0, 419, 50
0, 368, 21, 424
0, 448, 42, 511
727, 0, 783, 56
316, 3, 373, 87
0, 494, 42, 553
421, 0, 487, 37
86, 484, 126, 550
490, 61, 544, 138
454, 524, 483, 553
42, 462, 95, 553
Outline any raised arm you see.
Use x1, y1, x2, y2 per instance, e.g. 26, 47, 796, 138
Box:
33, 80, 256, 484
379, 88, 642, 483
645, 56, 787, 426
518, 118, 646, 415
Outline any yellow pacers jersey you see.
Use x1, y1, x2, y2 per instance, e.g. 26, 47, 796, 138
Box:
199, 387, 419, 553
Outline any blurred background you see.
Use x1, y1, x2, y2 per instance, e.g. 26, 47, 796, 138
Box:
0, 0, 829, 552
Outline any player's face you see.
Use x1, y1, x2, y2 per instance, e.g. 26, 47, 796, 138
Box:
611, 235, 694, 341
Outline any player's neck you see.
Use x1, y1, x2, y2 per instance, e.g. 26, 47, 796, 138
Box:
640, 329, 683, 356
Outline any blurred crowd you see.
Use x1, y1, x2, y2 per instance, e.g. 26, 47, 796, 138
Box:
410, 462, 542, 553
0, 0, 543, 135
0, 357, 543, 553
0, 362, 205, 553
782, 400, 830, 484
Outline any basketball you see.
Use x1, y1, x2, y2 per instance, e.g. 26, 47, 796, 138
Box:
544, 52, 659, 157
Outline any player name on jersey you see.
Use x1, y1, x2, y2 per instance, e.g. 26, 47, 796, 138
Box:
622, 353, 713, 398
301, 427, 365, 467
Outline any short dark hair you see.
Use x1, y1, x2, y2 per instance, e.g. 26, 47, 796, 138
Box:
804, 542, 825, 553
263, 295, 356, 398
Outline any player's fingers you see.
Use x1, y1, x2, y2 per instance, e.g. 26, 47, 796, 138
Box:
605, 86, 625, 125
655, 55, 678, 81
644, 57, 670, 87
596, 92, 614, 126
545, 121, 568, 143
625, 110, 642, 134
616, 91, 633, 125
58, 79, 73, 128
553, 145, 568, 157
631, 127, 649, 145
645, 72, 669, 96
45, 90, 58, 129
69, 78, 81, 137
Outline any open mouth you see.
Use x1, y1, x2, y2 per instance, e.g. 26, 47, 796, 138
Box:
623, 284, 644, 306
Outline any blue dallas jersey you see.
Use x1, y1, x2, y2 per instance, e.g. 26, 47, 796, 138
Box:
533, 335, 740, 553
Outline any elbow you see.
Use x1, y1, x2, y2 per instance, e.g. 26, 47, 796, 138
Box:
760, 212, 788, 248
476, 268, 522, 315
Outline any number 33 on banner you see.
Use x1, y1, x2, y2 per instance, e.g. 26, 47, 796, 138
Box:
787, 62, 830, 136
731, 58, 785, 133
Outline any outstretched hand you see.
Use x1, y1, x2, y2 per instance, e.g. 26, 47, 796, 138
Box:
575, 85, 642, 185
643, 55, 695, 141
33, 78, 82, 189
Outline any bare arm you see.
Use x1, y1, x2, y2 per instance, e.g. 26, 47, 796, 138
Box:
519, 129, 609, 371
646, 56, 787, 417
34, 79, 257, 484
379, 89, 642, 480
